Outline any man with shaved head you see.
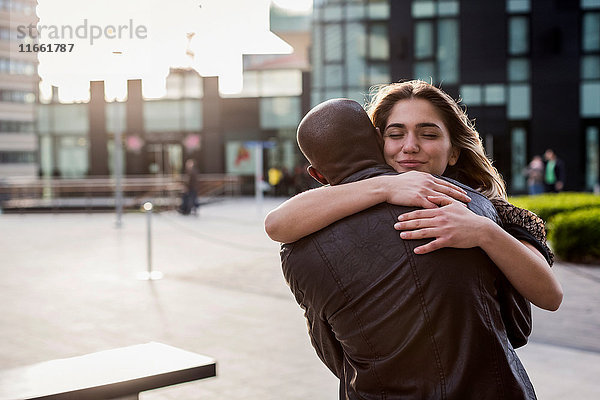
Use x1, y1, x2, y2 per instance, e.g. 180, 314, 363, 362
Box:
280, 99, 536, 399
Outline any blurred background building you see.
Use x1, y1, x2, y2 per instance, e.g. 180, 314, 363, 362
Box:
33, 2, 311, 194
311, 0, 599, 193
3, 0, 600, 194
0, 0, 38, 177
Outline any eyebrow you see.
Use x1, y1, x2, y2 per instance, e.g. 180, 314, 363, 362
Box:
384, 122, 442, 131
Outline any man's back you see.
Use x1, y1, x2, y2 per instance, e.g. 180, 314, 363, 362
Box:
282, 172, 535, 399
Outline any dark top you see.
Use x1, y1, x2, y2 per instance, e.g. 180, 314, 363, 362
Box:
281, 166, 536, 399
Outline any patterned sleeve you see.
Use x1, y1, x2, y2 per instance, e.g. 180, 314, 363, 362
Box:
491, 199, 555, 266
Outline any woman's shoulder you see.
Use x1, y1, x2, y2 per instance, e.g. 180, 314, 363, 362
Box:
491, 199, 555, 265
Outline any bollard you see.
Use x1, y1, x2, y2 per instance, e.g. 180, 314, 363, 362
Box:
137, 201, 163, 280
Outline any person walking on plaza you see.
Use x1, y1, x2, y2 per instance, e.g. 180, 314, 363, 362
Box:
525, 155, 545, 195
544, 149, 566, 192
278, 98, 539, 399
179, 159, 198, 215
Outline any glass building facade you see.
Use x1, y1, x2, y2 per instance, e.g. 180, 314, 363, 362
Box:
0, 0, 39, 177
311, 0, 391, 106
311, 0, 600, 192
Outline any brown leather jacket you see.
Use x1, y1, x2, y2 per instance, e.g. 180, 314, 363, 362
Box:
281, 166, 536, 399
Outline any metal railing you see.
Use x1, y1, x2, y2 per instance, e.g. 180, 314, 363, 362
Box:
0, 174, 241, 212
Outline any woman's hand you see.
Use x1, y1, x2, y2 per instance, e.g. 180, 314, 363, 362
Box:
382, 171, 471, 209
394, 195, 489, 254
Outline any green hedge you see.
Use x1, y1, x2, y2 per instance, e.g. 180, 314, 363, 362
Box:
509, 192, 600, 222
548, 208, 600, 263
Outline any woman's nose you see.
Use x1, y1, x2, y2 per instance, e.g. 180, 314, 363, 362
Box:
402, 133, 419, 153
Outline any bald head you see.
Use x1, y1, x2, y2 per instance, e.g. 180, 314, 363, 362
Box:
297, 99, 385, 185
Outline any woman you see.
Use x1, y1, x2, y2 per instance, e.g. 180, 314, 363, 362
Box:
525, 155, 545, 195
265, 80, 562, 311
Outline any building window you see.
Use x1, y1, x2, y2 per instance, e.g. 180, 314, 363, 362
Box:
437, 0, 460, 16
460, 85, 482, 105
508, 58, 530, 82
484, 85, 506, 105
347, 4, 365, 20
582, 12, 600, 52
508, 84, 530, 119
582, 0, 600, 9
586, 126, 600, 190
324, 64, 344, 88
412, 0, 436, 18
368, 63, 390, 86
260, 97, 301, 129
0, 151, 36, 163
511, 127, 527, 191
508, 16, 529, 55
0, 89, 36, 103
581, 7, 600, 118
411, 1, 459, 84
324, 24, 343, 62
437, 19, 459, 83
460, 84, 506, 106
323, 3, 343, 21
581, 82, 600, 117
507, 0, 530, 13
414, 61, 435, 82
312, 1, 390, 106
345, 22, 367, 86
582, 55, 600, 79
0, 57, 36, 75
415, 21, 434, 59
0, 120, 34, 133
368, 23, 389, 60
368, 0, 390, 19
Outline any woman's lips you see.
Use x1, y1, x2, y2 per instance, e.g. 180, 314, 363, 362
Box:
397, 160, 425, 168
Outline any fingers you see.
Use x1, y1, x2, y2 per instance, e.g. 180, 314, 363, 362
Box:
425, 195, 454, 207
397, 209, 437, 222
413, 240, 444, 254
399, 228, 438, 240
427, 195, 468, 208
432, 180, 471, 203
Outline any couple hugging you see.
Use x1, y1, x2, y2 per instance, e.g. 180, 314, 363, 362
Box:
265, 80, 562, 399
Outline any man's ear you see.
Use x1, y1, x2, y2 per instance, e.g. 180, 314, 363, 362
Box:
307, 165, 329, 185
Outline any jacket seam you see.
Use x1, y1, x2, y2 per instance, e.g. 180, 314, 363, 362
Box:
311, 236, 386, 398
405, 241, 447, 399
478, 267, 505, 397
392, 204, 447, 399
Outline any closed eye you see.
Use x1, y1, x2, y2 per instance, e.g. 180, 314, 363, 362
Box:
384, 133, 405, 140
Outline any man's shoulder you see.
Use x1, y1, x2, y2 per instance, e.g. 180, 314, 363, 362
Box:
440, 176, 498, 222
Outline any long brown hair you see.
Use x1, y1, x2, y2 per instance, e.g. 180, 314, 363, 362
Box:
366, 80, 507, 200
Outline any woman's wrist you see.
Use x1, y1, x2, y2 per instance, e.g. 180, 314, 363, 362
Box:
373, 175, 397, 204
476, 216, 503, 250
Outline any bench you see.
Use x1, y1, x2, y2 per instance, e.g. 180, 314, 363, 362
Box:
0, 342, 216, 400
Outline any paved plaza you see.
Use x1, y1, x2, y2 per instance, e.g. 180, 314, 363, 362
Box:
0, 197, 599, 399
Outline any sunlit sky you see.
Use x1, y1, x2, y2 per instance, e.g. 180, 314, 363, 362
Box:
31, 0, 312, 102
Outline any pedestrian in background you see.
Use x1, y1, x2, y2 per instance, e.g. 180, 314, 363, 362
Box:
544, 149, 566, 192
525, 155, 545, 195
179, 159, 198, 215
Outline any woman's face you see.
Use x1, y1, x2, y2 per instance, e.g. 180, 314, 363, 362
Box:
382, 98, 459, 176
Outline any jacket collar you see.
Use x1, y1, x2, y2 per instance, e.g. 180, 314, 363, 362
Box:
339, 165, 397, 185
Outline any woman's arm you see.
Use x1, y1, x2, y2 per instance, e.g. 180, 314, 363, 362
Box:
394, 196, 563, 311
264, 171, 471, 243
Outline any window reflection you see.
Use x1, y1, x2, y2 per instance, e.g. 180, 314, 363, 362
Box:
369, 23, 389, 60
415, 21, 434, 59
437, 19, 459, 83
509, 16, 529, 55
